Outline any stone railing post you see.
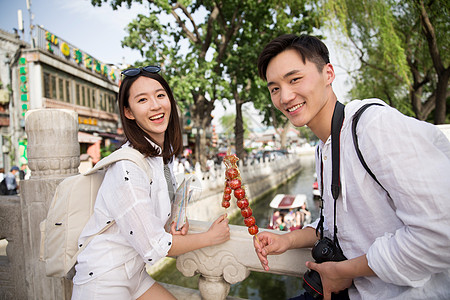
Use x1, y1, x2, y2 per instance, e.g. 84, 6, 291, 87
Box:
177, 248, 250, 299
20, 109, 80, 300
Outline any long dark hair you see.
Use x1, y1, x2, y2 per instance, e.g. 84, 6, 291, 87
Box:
118, 71, 183, 163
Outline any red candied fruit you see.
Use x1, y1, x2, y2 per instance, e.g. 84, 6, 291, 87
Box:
224, 186, 232, 195
241, 207, 252, 218
228, 179, 241, 190
248, 225, 259, 235
225, 168, 239, 180
234, 188, 245, 199
236, 198, 249, 209
244, 216, 256, 227
221, 200, 230, 208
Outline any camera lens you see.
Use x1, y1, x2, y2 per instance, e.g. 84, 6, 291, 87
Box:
321, 247, 330, 256
312, 238, 335, 263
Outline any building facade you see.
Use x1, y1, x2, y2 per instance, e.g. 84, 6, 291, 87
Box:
0, 26, 122, 172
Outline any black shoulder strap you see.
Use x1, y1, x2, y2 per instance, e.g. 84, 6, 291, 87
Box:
331, 101, 345, 200
352, 103, 391, 198
315, 101, 345, 240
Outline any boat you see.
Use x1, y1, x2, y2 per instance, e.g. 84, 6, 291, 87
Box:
267, 194, 311, 231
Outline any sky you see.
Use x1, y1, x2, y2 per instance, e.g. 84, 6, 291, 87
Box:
0, 0, 356, 133
0, 0, 145, 66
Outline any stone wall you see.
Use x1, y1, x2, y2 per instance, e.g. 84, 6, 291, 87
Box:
2, 109, 80, 300
0, 196, 26, 300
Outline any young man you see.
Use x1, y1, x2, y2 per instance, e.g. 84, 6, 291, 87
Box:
253, 34, 450, 300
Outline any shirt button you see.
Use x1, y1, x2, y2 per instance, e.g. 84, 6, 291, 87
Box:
324, 156, 327, 160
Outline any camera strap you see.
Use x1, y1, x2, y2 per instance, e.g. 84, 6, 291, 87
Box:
317, 101, 345, 245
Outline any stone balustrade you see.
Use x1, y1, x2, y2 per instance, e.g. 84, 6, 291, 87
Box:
175, 220, 312, 300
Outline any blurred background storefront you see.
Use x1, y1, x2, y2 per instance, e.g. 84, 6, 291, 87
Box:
0, 26, 123, 172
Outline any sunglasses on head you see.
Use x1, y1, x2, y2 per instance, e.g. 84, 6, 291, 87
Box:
121, 65, 161, 77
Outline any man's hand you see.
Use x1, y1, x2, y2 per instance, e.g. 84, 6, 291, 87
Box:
306, 260, 353, 300
253, 227, 318, 271
253, 232, 290, 271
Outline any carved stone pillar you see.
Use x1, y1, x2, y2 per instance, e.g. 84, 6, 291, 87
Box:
176, 248, 250, 300
26, 109, 80, 178
21, 109, 80, 300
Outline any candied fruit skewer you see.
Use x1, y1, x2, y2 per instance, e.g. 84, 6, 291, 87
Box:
222, 152, 260, 241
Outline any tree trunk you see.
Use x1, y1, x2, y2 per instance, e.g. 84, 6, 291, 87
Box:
434, 70, 449, 124
234, 93, 246, 161
192, 93, 215, 170
417, 0, 449, 124
279, 121, 291, 150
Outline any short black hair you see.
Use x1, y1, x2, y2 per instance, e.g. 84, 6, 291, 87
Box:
257, 34, 330, 81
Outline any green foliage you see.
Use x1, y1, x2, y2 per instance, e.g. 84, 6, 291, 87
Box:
220, 113, 249, 138
91, 0, 322, 166
100, 145, 116, 158
298, 126, 318, 144
319, 0, 449, 121
100, 144, 117, 158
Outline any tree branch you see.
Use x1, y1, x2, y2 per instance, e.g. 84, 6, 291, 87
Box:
216, 5, 243, 64
170, 4, 199, 44
418, 0, 445, 74
201, 4, 220, 58
174, 3, 201, 41
348, 35, 405, 83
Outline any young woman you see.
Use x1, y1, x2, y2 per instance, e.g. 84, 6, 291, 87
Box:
72, 66, 230, 299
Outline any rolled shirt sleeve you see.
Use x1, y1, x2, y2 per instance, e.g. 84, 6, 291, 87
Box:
102, 160, 173, 265
358, 105, 450, 287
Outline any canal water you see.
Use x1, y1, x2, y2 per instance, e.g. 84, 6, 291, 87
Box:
154, 155, 319, 300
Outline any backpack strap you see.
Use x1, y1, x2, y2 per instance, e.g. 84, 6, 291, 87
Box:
67, 218, 115, 277
66, 147, 153, 276
85, 147, 152, 181
351, 103, 392, 199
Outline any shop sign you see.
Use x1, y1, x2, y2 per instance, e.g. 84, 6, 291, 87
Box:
19, 139, 28, 165
36, 26, 119, 83
18, 57, 29, 117
78, 116, 98, 126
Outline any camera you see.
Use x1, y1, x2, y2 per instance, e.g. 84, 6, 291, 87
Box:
302, 237, 348, 299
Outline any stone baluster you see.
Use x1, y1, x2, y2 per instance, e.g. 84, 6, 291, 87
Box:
177, 248, 250, 300
21, 109, 80, 300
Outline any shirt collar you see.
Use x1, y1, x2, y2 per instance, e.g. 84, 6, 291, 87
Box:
123, 138, 162, 153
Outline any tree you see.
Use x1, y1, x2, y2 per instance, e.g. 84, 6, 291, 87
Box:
221, 1, 321, 157
219, 113, 249, 144
92, 0, 321, 167
321, 0, 449, 124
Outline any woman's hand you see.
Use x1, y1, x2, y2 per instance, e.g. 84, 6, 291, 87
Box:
170, 219, 189, 235
206, 214, 230, 246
